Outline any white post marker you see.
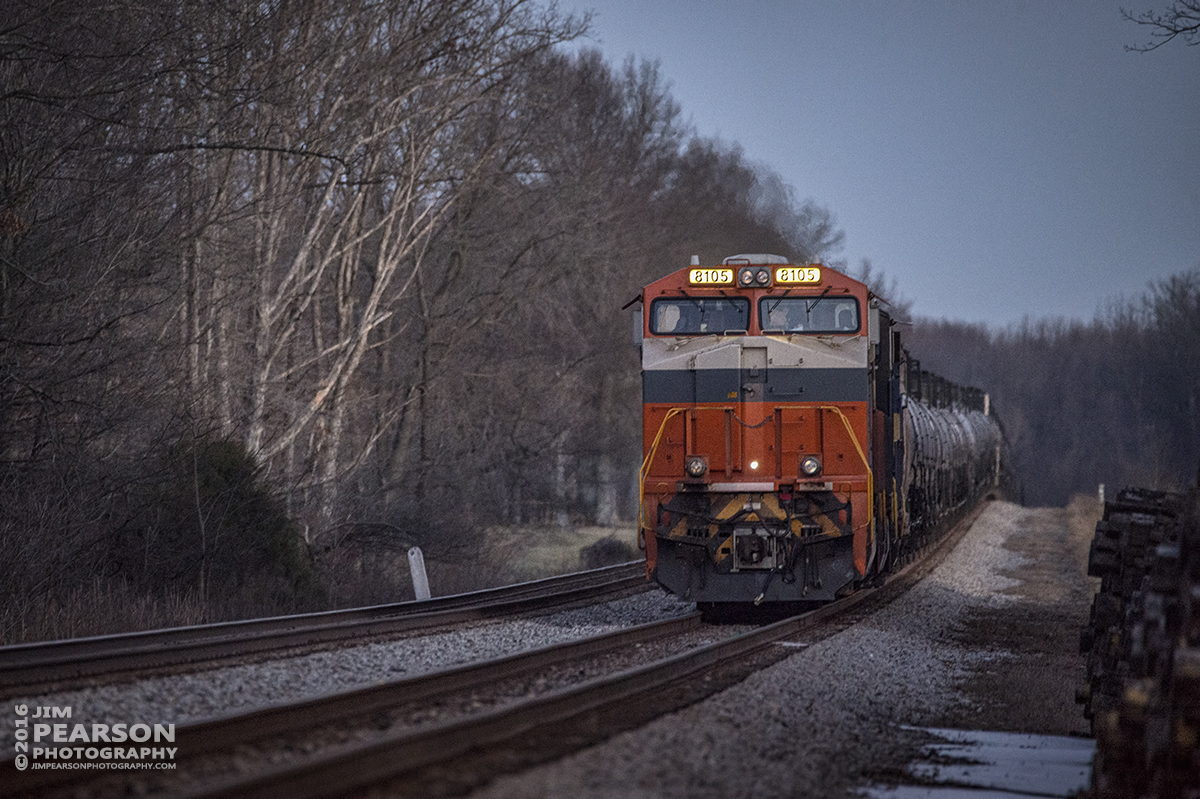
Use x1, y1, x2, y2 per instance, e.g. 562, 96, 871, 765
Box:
408, 546, 431, 601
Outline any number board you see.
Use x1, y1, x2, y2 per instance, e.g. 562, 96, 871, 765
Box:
688, 268, 734, 285
774, 266, 821, 284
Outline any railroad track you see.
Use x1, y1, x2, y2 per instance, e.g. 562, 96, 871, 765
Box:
6, 502, 988, 799
3, 611, 709, 798
0, 561, 648, 696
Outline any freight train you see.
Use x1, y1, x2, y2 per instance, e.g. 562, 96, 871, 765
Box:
635, 254, 1005, 607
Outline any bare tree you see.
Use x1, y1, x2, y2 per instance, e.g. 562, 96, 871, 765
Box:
1122, 1, 1200, 50
848, 258, 913, 320
149, 1, 586, 522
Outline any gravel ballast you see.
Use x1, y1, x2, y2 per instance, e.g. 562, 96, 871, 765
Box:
469, 499, 1098, 799
0, 589, 695, 758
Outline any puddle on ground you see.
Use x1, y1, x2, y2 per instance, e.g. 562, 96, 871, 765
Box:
861, 727, 1094, 798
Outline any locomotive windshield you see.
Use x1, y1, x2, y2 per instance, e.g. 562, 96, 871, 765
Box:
759, 296, 860, 334
650, 297, 749, 335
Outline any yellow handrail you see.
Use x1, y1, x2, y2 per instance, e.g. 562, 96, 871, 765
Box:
892, 477, 900, 538
637, 407, 686, 547
812, 405, 874, 537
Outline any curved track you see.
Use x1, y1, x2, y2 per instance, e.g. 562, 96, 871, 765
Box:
0, 561, 647, 695
198, 504, 980, 799
8, 502, 987, 799
3, 612, 705, 797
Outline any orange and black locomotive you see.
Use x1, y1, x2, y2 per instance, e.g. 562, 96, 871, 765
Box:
636, 254, 1003, 606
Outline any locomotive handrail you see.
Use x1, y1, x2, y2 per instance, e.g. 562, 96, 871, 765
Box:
638, 407, 687, 547
892, 477, 901, 539
812, 404, 874, 538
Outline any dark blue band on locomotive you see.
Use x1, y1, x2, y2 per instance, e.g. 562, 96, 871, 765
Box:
642, 367, 869, 404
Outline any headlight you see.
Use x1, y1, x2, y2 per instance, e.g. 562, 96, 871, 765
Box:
800, 455, 822, 477
685, 456, 708, 478
738, 266, 773, 287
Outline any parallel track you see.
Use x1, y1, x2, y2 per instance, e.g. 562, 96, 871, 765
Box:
0, 561, 647, 696
3, 613, 706, 797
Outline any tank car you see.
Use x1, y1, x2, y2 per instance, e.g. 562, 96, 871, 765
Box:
635, 254, 1004, 606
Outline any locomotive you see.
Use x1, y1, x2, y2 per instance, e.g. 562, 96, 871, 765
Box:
636, 254, 1005, 606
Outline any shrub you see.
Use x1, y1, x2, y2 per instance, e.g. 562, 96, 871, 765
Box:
579, 535, 638, 569
113, 438, 323, 611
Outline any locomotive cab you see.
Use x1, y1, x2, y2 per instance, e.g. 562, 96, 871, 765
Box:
639, 255, 905, 604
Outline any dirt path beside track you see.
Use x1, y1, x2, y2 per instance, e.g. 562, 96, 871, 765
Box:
932, 497, 1098, 737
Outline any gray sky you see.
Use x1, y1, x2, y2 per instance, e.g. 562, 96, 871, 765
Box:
563, 1, 1200, 326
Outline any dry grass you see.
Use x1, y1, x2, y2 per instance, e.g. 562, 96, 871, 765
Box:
0, 576, 329, 647
0, 525, 645, 646
476, 524, 640, 583
0, 578, 210, 646
1064, 492, 1104, 583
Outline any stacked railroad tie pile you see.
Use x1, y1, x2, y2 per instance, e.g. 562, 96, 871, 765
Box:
1079, 486, 1200, 797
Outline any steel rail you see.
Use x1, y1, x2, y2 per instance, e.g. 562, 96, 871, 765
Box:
0, 561, 647, 695
176, 501, 988, 799
2, 612, 704, 797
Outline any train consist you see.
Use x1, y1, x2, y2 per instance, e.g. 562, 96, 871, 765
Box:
636, 254, 1005, 606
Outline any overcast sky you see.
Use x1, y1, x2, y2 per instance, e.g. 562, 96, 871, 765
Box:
561, 1, 1200, 326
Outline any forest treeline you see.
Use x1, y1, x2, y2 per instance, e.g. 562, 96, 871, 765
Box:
0, 0, 843, 639
909, 270, 1200, 507
3, 0, 1195, 642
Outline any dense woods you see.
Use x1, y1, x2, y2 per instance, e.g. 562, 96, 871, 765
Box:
909, 270, 1200, 507
2, 0, 1196, 641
